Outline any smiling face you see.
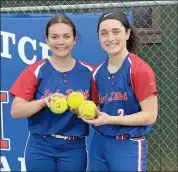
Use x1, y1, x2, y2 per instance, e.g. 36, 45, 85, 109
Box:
98, 19, 130, 56
46, 23, 76, 58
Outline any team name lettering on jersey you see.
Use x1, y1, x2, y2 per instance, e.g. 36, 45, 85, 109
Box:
108, 91, 127, 101
41, 89, 90, 99
99, 91, 127, 103
99, 94, 107, 103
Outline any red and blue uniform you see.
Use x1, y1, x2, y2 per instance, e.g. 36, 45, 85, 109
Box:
90, 53, 158, 171
9, 58, 93, 171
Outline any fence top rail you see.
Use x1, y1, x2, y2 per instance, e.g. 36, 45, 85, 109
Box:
1, 1, 178, 12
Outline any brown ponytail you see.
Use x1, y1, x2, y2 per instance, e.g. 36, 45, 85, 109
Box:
126, 26, 141, 55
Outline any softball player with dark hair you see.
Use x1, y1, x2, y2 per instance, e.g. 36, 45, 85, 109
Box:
82, 12, 158, 171
9, 15, 93, 172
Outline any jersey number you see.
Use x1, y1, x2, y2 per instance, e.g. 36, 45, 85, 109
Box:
118, 109, 124, 116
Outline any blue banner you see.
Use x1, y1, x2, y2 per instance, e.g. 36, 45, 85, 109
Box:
1, 13, 133, 171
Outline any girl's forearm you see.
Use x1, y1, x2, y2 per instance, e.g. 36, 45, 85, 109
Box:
11, 99, 46, 118
108, 111, 157, 126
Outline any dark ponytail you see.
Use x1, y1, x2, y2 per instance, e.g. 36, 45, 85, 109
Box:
126, 26, 141, 55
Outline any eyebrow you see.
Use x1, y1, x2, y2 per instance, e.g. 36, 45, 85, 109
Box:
100, 29, 107, 32
50, 33, 72, 35
100, 28, 121, 32
112, 28, 121, 31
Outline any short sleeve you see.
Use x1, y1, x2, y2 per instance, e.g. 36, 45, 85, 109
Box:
91, 73, 99, 104
9, 67, 38, 100
131, 63, 158, 102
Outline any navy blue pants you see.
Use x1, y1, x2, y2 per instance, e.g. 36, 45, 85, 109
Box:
25, 133, 87, 172
89, 132, 147, 171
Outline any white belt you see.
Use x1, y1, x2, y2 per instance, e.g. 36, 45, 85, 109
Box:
51, 134, 69, 140
50, 134, 85, 140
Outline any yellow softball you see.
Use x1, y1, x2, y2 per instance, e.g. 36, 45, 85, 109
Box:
78, 100, 97, 120
50, 96, 68, 114
67, 92, 85, 109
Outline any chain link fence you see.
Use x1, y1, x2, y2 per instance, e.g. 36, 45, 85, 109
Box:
1, 1, 178, 171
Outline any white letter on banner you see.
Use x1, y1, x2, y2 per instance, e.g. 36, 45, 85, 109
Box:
18, 36, 37, 65
0, 91, 10, 151
0, 156, 11, 171
18, 157, 26, 171
39, 42, 51, 59
0, 31, 15, 59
